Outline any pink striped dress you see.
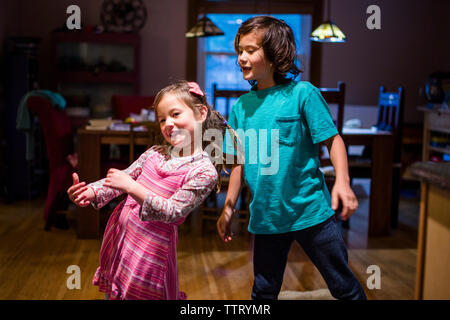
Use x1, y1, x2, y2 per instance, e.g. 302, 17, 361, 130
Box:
88, 147, 217, 300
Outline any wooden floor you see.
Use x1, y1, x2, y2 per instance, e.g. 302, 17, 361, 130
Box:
0, 182, 420, 300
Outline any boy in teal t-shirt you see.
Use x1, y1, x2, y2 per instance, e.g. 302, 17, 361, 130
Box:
227, 80, 338, 234
218, 16, 366, 300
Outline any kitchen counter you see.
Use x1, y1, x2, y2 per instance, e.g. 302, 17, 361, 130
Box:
410, 161, 450, 190
411, 161, 450, 299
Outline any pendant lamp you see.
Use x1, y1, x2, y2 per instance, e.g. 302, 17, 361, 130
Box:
185, 15, 224, 38
311, 0, 346, 43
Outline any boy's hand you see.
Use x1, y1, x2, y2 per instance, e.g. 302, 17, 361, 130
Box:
67, 173, 95, 207
331, 180, 358, 221
104, 168, 135, 193
217, 207, 234, 242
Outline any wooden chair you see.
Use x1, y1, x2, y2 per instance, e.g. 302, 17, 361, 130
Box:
198, 83, 249, 234
318, 82, 348, 227
198, 170, 251, 235
319, 82, 346, 175
320, 81, 346, 134
212, 83, 248, 119
349, 86, 405, 228
129, 121, 161, 163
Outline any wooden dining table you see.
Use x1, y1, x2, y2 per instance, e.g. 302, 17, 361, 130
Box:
75, 127, 394, 238
342, 127, 394, 237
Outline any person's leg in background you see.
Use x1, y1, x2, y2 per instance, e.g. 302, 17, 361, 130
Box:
251, 232, 294, 300
294, 216, 367, 300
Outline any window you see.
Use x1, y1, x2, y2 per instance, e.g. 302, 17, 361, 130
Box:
197, 13, 312, 116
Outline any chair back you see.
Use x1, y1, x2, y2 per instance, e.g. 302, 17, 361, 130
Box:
111, 95, 155, 120
376, 86, 405, 162
129, 121, 161, 163
212, 83, 248, 119
376, 86, 404, 131
320, 81, 346, 133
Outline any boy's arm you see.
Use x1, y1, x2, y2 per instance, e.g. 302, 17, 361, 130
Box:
323, 134, 350, 184
223, 164, 243, 216
217, 164, 242, 242
324, 134, 358, 220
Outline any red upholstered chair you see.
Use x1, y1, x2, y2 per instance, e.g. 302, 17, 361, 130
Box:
26, 96, 76, 230
111, 95, 155, 120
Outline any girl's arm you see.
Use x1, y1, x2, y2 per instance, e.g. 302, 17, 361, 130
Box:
123, 164, 218, 223
67, 172, 95, 207
217, 164, 242, 242
88, 147, 156, 209
324, 134, 358, 220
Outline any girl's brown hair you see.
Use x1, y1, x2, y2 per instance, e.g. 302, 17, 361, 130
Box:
234, 15, 302, 85
152, 80, 242, 192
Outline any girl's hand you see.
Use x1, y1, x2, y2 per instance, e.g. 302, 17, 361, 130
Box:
104, 168, 135, 193
217, 207, 234, 242
67, 173, 95, 207
331, 180, 358, 221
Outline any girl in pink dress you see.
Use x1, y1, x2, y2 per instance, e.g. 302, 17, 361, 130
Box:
67, 81, 239, 300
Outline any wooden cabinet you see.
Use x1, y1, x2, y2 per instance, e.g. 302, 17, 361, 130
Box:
419, 107, 450, 162
413, 109, 450, 299
411, 162, 450, 299
51, 32, 141, 119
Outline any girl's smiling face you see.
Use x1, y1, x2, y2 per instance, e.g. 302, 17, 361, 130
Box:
237, 29, 275, 90
156, 93, 207, 154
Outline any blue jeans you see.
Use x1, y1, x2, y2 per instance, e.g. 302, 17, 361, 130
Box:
251, 216, 367, 300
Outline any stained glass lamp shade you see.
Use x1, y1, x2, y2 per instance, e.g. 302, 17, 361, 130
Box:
186, 16, 225, 38
310, 20, 346, 43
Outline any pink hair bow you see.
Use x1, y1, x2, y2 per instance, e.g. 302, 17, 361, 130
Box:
187, 82, 204, 97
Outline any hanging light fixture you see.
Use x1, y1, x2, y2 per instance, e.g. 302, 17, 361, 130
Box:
311, 0, 346, 43
185, 15, 224, 38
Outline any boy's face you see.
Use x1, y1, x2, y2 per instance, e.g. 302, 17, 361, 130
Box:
237, 29, 274, 84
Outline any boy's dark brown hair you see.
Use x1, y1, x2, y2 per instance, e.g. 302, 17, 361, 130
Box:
234, 16, 302, 85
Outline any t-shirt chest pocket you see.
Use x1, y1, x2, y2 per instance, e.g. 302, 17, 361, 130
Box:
275, 115, 301, 146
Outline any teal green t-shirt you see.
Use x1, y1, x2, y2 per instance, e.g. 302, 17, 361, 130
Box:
226, 80, 338, 234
